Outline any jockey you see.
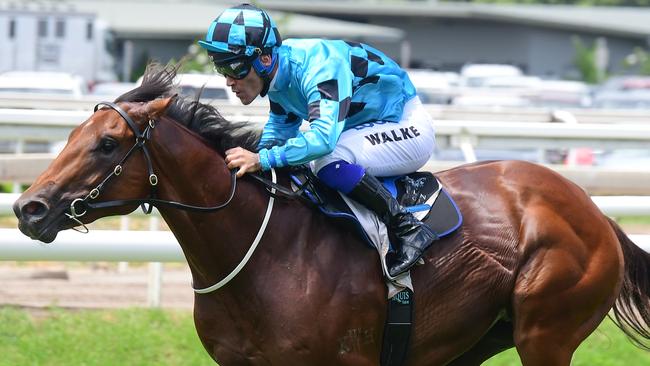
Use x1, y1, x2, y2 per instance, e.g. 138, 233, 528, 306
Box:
198, 3, 438, 277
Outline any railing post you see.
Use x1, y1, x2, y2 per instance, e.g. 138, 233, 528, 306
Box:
12, 139, 24, 193
117, 216, 130, 273
117, 216, 131, 273
454, 133, 478, 163
147, 216, 162, 308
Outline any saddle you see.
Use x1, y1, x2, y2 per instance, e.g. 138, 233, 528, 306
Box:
288, 167, 463, 250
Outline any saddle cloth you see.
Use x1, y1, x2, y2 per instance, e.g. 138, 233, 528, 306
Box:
289, 169, 463, 297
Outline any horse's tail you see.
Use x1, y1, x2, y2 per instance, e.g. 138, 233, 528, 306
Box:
608, 217, 650, 350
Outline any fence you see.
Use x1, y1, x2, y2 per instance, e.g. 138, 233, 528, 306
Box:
3, 107, 650, 193
3, 155, 650, 195
2, 180, 650, 307
3, 95, 650, 124
3, 194, 650, 217
2, 193, 650, 271
4, 108, 650, 148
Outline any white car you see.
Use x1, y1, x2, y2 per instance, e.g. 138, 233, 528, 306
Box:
531, 79, 592, 108
90, 82, 137, 100
174, 73, 239, 105
459, 64, 523, 88
592, 76, 650, 109
0, 71, 87, 98
453, 64, 534, 107
406, 69, 458, 104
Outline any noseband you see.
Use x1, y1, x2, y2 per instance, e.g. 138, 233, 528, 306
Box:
66, 101, 238, 232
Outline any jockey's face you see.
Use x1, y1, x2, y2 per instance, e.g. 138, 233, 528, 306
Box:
225, 54, 273, 105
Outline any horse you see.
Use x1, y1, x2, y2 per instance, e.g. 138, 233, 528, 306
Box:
13, 64, 650, 365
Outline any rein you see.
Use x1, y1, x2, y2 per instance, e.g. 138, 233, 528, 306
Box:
65, 101, 277, 293
194, 168, 276, 293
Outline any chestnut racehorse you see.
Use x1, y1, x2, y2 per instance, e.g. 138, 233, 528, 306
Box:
14, 64, 650, 365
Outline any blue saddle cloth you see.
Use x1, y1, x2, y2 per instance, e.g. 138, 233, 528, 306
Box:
289, 170, 463, 250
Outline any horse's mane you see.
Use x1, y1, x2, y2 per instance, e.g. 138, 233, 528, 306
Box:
114, 63, 260, 153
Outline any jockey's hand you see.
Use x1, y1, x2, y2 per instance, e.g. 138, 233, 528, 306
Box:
225, 147, 261, 178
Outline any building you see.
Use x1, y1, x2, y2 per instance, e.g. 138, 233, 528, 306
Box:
262, 1, 650, 78
1, 0, 405, 82
0, 1, 117, 82
4, 1, 649, 81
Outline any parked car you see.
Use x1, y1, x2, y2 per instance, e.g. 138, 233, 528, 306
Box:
90, 82, 137, 100
174, 73, 238, 104
592, 76, 650, 109
458, 64, 523, 88
136, 72, 238, 104
592, 90, 650, 109
406, 69, 458, 104
453, 64, 536, 107
530, 79, 592, 108
451, 93, 532, 107
0, 71, 87, 98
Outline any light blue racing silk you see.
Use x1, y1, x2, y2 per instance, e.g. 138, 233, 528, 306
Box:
257, 39, 417, 171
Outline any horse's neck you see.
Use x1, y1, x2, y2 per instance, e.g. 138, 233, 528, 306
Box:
147, 119, 272, 290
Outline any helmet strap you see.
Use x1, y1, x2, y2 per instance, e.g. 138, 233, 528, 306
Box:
252, 53, 278, 97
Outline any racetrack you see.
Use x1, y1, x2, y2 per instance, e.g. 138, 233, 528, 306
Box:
0, 263, 193, 309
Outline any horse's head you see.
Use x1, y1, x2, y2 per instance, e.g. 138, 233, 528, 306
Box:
14, 63, 259, 244
13, 97, 174, 243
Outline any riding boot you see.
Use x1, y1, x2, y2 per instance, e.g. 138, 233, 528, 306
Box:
347, 173, 438, 277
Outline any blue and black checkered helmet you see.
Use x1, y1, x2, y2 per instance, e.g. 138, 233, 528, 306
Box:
198, 4, 282, 62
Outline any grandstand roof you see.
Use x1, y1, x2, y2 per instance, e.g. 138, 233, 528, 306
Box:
0, 0, 405, 41
261, 1, 650, 39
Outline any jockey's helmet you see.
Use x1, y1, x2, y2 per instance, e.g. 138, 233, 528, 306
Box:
198, 4, 281, 84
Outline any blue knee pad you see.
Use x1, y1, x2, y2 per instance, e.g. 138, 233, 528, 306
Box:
317, 160, 365, 194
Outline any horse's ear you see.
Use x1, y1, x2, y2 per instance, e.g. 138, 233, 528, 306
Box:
144, 95, 177, 120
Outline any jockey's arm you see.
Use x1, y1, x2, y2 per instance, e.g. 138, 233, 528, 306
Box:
257, 57, 353, 171
257, 101, 302, 151
225, 108, 301, 177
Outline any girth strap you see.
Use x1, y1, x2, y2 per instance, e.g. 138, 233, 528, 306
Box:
381, 288, 414, 366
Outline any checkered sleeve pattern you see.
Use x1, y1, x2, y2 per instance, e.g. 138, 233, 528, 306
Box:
256, 100, 302, 151
258, 56, 353, 171
202, 4, 281, 56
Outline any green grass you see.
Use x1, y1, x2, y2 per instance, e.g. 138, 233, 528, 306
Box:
617, 215, 650, 226
484, 317, 650, 365
0, 307, 215, 366
0, 182, 13, 194
0, 307, 648, 365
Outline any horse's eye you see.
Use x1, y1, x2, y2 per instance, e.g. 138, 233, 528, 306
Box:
98, 138, 118, 154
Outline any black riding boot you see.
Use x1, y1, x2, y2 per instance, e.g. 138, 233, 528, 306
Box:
348, 173, 438, 277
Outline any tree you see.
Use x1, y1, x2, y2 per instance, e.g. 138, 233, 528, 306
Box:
623, 47, 650, 75
572, 36, 603, 84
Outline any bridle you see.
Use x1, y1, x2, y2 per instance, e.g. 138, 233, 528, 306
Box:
64, 101, 278, 293
65, 101, 238, 233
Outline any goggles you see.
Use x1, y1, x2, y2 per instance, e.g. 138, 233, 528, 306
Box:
210, 54, 253, 80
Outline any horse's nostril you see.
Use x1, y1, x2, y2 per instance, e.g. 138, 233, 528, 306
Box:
22, 200, 49, 219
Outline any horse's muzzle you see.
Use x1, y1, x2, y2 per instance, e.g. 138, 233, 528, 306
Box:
13, 197, 58, 242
